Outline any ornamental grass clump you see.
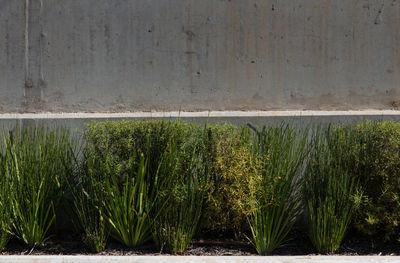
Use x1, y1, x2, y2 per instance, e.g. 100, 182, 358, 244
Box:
75, 140, 168, 250
304, 126, 356, 254
247, 124, 308, 255
102, 151, 159, 247
153, 130, 209, 254
0, 153, 11, 251
70, 144, 108, 253
0, 203, 10, 251
71, 182, 108, 253
3, 126, 75, 247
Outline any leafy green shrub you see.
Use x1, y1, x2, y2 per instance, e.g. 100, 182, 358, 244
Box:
304, 121, 400, 243
343, 121, 400, 241
77, 132, 170, 249
85, 120, 198, 177
304, 126, 356, 254
87, 121, 259, 240
247, 125, 308, 255
83, 120, 209, 251
4, 126, 75, 247
152, 134, 208, 254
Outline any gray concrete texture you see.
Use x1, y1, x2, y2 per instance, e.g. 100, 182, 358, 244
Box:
0, 0, 399, 113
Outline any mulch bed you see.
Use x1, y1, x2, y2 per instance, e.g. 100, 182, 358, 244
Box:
1, 230, 399, 256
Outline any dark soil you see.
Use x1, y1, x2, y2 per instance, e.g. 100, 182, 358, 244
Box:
1, 230, 399, 256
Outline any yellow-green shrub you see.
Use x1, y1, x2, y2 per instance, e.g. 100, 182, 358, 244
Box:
202, 126, 261, 238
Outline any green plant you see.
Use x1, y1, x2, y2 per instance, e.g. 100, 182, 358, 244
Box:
83, 121, 197, 248
0, 204, 10, 251
102, 152, 158, 247
202, 125, 256, 238
84, 120, 215, 251
153, 131, 208, 254
0, 159, 11, 251
85, 120, 198, 177
344, 121, 400, 241
304, 126, 356, 254
247, 124, 308, 255
70, 144, 108, 253
72, 189, 108, 253
4, 126, 75, 247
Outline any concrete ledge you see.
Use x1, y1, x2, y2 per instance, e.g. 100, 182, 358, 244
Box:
2, 111, 400, 133
1, 110, 400, 119
0, 256, 400, 263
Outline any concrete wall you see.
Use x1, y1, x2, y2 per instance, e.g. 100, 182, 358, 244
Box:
0, 0, 399, 113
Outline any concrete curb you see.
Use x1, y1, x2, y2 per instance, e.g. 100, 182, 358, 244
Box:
0, 256, 399, 263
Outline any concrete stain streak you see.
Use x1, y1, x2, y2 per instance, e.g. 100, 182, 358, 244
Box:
24, 0, 29, 90
39, 0, 44, 83
23, 0, 44, 111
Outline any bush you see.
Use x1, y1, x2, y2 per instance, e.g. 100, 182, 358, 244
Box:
85, 120, 199, 177
304, 126, 356, 254
202, 125, 256, 238
4, 126, 75, 247
6, 119, 400, 253
345, 121, 400, 241
83, 120, 211, 252
247, 125, 308, 255
86, 121, 275, 242
77, 121, 185, 249
152, 128, 209, 254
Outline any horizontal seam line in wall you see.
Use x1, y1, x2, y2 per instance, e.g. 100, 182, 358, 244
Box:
0, 110, 400, 119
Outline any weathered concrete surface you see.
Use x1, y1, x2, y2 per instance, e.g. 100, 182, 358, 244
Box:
1, 256, 400, 263
0, 1, 25, 112
0, 0, 399, 113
